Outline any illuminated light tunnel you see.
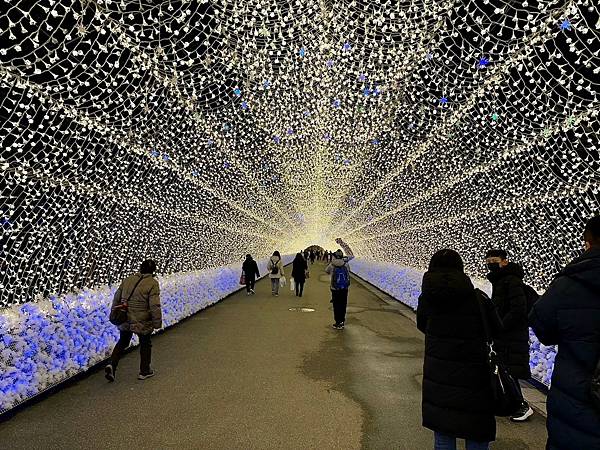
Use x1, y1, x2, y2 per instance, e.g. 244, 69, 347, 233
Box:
0, 0, 599, 413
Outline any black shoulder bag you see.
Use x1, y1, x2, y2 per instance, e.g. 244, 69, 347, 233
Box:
475, 289, 522, 416
110, 276, 144, 326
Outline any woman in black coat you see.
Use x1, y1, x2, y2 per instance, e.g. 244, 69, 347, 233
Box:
417, 249, 495, 450
291, 253, 308, 297
242, 254, 260, 296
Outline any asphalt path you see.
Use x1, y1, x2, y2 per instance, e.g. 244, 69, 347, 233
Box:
0, 262, 548, 449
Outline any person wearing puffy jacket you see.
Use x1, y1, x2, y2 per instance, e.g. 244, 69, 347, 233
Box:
485, 249, 532, 422
291, 252, 308, 297
242, 254, 260, 296
417, 249, 496, 450
105, 259, 162, 382
529, 216, 600, 450
267, 251, 285, 296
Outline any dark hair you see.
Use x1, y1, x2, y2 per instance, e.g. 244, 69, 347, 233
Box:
273, 251, 281, 258
245, 254, 252, 259
140, 259, 157, 274
485, 249, 508, 260
584, 216, 600, 246
428, 249, 464, 272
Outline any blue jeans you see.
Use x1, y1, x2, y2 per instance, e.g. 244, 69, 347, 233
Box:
434, 432, 490, 450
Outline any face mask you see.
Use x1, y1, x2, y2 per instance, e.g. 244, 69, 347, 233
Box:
487, 262, 501, 272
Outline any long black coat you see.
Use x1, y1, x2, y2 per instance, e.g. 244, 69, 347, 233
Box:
291, 257, 308, 282
529, 247, 600, 450
242, 258, 260, 281
487, 262, 531, 380
417, 270, 496, 442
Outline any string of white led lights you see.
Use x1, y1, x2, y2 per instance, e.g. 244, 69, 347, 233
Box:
1, 0, 599, 308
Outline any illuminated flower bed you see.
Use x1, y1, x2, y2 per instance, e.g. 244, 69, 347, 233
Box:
0, 256, 293, 413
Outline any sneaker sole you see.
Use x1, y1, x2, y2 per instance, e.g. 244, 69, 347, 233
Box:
137, 373, 155, 380
510, 408, 534, 422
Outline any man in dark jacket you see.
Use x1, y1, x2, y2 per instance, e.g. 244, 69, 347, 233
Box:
529, 217, 600, 450
242, 254, 260, 296
485, 249, 532, 422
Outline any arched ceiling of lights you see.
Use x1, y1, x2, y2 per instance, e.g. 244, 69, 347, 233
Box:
0, 0, 599, 306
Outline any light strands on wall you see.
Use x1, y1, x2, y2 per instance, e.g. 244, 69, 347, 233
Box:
0, 0, 599, 302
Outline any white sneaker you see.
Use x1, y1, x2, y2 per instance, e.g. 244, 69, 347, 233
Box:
138, 370, 155, 380
510, 405, 533, 422
250, 289, 255, 295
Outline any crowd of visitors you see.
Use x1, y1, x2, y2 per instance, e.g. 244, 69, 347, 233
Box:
105, 218, 600, 450
417, 216, 600, 450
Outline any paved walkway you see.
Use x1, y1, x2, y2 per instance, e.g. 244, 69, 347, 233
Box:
0, 262, 548, 449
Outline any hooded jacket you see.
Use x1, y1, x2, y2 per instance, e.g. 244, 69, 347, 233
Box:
325, 256, 350, 290
417, 270, 496, 442
242, 257, 260, 281
267, 255, 284, 279
486, 262, 531, 379
529, 247, 600, 450
111, 273, 162, 335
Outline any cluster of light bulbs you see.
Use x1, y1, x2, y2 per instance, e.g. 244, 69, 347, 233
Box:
1, 0, 599, 306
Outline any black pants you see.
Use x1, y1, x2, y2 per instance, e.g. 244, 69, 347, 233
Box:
110, 331, 152, 375
514, 378, 528, 406
295, 280, 305, 297
331, 289, 349, 325
246, 278, 255, 293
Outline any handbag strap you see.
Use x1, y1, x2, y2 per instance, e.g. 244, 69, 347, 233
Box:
123, 275, 145, 303
475, 289, 496, 358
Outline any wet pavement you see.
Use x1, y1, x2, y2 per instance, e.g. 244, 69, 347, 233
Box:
0, 262, 548, 449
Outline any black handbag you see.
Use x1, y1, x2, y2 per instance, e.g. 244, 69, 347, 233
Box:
476, 289, 522, 416
109, 276, 144, 326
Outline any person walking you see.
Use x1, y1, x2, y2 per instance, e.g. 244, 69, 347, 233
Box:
105, 259, 162, 382
417, 249, 496, 450
309, 250, 316, 265
484, 249, 533, 422
326, 249, 351, 330
242, 254, 260, 296
267, 251, 284, 297
529, 216, 600, 450
291, 252, 308, 297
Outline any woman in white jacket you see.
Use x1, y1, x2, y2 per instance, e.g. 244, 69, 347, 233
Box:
267, 251, 285, 296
